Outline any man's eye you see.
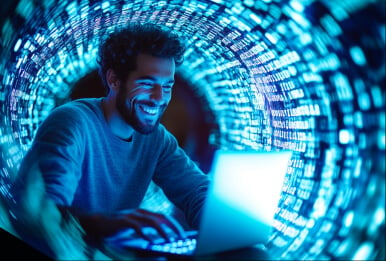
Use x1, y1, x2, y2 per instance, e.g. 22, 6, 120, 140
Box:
139, 82, 153, 87
163, 85, 173, 90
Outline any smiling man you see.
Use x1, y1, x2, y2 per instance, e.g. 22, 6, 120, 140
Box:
105, 53, 175, 136
12, 23, 210, 259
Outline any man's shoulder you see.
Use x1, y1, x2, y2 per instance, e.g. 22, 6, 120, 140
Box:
52, 98, 101, 116
154, 124, 173, 137
41, 98, 101, 128
61, 98, 100, 109
35, 98, 103, 139
153, 124, 179, 144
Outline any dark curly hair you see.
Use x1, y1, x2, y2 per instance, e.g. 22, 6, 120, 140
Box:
97, 23, 186, 90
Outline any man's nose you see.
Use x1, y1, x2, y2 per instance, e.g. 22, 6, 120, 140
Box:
151, 84, 163, 101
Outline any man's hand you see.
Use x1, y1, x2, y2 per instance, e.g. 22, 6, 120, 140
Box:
115, 208, 186, 242
74, 208, 186, 244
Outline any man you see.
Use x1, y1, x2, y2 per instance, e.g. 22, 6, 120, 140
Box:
12, 23, 210, 258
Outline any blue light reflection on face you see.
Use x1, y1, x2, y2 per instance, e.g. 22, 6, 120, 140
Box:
0, 0, 384, 260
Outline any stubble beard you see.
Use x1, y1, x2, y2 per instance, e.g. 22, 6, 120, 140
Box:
116, 88, 163, 134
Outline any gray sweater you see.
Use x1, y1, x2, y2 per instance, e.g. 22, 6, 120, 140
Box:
16, 98, 210, 229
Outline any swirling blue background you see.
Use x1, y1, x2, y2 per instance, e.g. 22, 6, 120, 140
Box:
0, 0, 384, 260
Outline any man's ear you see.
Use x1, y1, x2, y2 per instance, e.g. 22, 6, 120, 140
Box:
106, 69, 120, 92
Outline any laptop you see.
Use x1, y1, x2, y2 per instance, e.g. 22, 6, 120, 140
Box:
102, 150, 292, 258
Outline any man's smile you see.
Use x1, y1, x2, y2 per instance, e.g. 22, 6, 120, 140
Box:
139, 104, 159, 115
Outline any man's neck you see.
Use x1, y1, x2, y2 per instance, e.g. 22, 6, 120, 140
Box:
101, 97, 134, 141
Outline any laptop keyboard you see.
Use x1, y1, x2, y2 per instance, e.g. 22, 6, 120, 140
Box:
104, 228, 198, 255
147, 235, 197, 254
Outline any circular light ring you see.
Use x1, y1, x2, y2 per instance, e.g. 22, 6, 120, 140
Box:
0, 0, 385, 260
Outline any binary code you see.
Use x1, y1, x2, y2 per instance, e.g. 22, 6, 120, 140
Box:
0, 0, 384, 260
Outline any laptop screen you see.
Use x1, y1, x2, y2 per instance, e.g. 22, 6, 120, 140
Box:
195, 150, 292, 255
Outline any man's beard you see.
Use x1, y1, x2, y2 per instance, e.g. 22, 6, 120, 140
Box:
116, 88, 163, 134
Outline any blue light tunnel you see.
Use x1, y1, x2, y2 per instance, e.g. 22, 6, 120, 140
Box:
0, 0, 385, 260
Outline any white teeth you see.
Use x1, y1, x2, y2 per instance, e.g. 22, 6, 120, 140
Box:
141, 105, 158, 115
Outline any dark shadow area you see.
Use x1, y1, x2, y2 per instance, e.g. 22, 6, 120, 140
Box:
70, 70, 108, 99
0, 228, 53, 260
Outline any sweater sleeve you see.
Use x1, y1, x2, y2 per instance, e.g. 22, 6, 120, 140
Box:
15, 105, 85, 206
152, 126, 211, 229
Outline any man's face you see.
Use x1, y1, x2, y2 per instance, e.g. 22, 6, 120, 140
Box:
116, 53, 175, 134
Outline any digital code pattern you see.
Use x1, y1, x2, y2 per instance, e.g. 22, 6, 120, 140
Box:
0, 0, 384, 260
